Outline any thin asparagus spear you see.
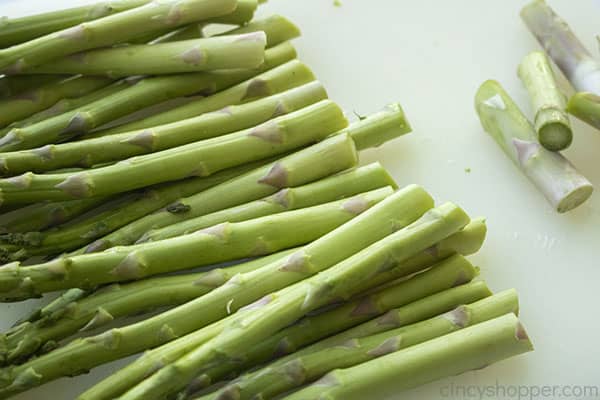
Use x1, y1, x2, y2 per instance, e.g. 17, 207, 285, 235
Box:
518, 51, 572, 151
0, 185, 433, 396
0, 75, 69, 99
80, 104, 409, 251
79, 222, 491, 400
200, 284, 515, 400
0, 0, 238, 72
521, 0, 600, 94
140, 162, 396, 242
1, 250, 296, 365
568, 92, 600, 130
0, 81, 327, 176
0, 159, 269, 260
284, 314, 533, 400
0, 42, 298, 152
25, 33, 268, 77
119, 203, 470, 400
475, 80, 593, 213
0, 100, 347, 205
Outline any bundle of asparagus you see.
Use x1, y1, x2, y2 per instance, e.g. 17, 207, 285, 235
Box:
0, 1, 533, 399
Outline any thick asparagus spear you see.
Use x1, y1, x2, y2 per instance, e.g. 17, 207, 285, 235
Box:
0, 42, 298, 152
518, 51, 572, 151
25, 33, 268, 76
284, 314, 533, 400
1, 250, 296, 365
119, 203, 470, 399
140, 162, 396, 242
521, 0, 600, 94
0, 186, 433, 395
0, 82, 327, 176
0, 76, 113, 129
0, 0, 238, 72
0, 159, 272, 260
201, 286, 516, 400
80, 104, 409, 251
475, 80, 593, 213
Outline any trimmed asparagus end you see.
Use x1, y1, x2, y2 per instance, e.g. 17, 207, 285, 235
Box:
538, 122, 572, 151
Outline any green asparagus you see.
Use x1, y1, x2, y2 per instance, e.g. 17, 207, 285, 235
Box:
567, 92, 600, 130
0, 82, 327, 176
284, 314, 533, 400
0, 75, 69, 100
518, 51, 572, 151
475, 80, 593, 213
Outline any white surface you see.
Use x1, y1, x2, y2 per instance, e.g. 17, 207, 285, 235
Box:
2, 1, 600, 399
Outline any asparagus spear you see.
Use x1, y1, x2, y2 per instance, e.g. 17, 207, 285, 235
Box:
25, 33, 268, 76
80, 104, 409, 251
568, 92, 600, 130
0, 81, 327, 176
118, 203, 470, 399
0, 185, 433, 395
518, 51, 572, 151
0, 75, 69, 100
140, 162, 396, 242
0, 159, 271, 260
1, 250, 296, 365
475, 80, 593, 213
200, 285, 516, 400
0, 0, 238, 72
284, 314, 533, 400
0, 41, 298, 152
521, 0, 600, 94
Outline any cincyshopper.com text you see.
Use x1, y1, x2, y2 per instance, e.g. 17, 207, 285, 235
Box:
440, 381, 599, 399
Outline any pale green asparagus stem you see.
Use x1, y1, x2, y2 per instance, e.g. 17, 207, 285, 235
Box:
567, 92, 600, 130
140, 162, 396, 242
1, 250, 295, 365
342, 103, 411, 150
25, 33, 268, 76
0, 82, 327, 176
120, 203, 470, 399
475, 80, 593, 213
518, 51, 572, 151
81, 225, 485, 400
284, 314, 533, 400
0, 186, 432, 396
201, 283, 515, 400
0, 42, 297, 152
0, 0, 238, 72
521, 0, 600, 94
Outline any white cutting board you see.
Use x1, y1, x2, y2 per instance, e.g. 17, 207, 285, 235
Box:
1, 1, 599, 399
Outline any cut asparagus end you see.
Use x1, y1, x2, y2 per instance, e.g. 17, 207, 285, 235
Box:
343, 103, 411, 150
538, 122, 572, 151
567, 92, 600, 129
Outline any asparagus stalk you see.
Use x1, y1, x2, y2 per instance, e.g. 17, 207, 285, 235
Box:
0, 75, 69, 99
284, 314, 533, 400
0, 185, 433, 395
475, 80, 593, 213
119, 203, 470, 399
81, 227, 486, 400
25, 33, 268, 76
140, 162, 396, 242
0, 0, 238, 72
95, 16, 303, 136
0, 42, 298, 152
1, 250, 295, 365
0, 82, 327, 176
0, 159, 270, 260
518, 51, 572, 151
568, 92, 600, 130
0, 100, 347, 205
202, 285, 516, 400
521, 0, 600, 94
80, 104, 409, 251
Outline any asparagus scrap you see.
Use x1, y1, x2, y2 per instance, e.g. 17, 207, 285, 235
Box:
201, 285, 517, 400
521, 0, 600, 94
0, 250, 296, 365
0, 186, 433, 395
0, 41, 298, 152
0, 0, 238, 72
475, 80, 593, 213
25, 33, 268, 76
518, 51, 572, 151
0, 82, 327, 176
80, 103, 409, 251
285, 314, 533, 400
118, 203, 470, 399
